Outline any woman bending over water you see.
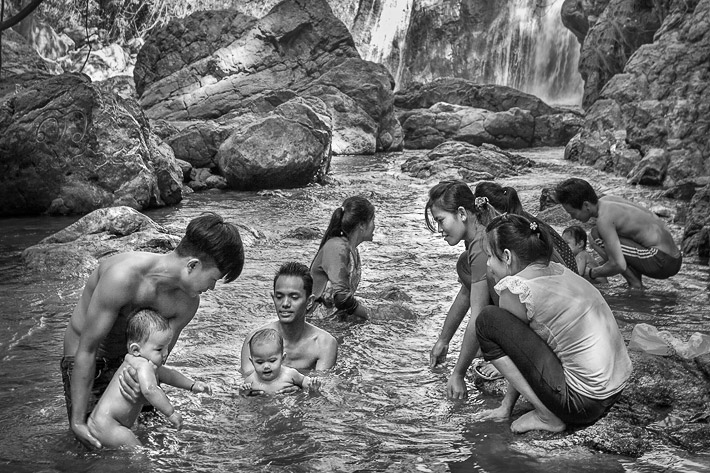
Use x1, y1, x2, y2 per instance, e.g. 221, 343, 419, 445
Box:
427, 181, 579, 390
310, 196, 375, 321
476, 214, 631, 433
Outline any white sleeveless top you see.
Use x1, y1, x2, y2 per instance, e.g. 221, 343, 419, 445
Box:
495, 262, 632, 399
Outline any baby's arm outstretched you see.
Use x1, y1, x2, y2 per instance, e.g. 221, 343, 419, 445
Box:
158, 365, 212, 395
290, 369, 318, 391
136, 364, 182, 430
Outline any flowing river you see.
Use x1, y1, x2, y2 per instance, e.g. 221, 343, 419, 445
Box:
0, 148, 708, 472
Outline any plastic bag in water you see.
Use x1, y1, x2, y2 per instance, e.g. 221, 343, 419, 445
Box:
628, 323, 710, 358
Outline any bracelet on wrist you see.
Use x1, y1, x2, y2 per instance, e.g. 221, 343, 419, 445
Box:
190, 382, 195, 392
589, 267, 595, 279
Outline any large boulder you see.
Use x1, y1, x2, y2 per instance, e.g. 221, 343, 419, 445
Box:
395, 78, 557, 117
564, 0, 710, 187
0, 73, 183, 217
398, 102, 582, 150
216, 96, 332, 190
400, 141, 535, 181
134, 0, 401, 159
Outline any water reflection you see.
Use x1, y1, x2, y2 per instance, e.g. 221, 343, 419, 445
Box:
0, 150, 708, 472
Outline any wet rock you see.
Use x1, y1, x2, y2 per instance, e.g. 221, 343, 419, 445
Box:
21, 206, 179, 278
21, 206, 261, 278
0, 73, 183, 217
474, 350, 710, 457
400, 141, 534, 181
285, 227, 321, 240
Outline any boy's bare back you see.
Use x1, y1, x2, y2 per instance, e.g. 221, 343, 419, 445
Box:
598, 197, 679, 256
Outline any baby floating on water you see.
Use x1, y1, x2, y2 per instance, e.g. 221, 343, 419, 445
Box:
240, 328, 315, 395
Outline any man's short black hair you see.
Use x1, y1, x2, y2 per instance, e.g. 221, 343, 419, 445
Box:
273, 261, 313, 297
176, 213, 244, 283
554, 178, 598, 210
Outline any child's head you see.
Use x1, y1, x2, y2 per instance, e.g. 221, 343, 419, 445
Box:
562, 225, 587, 255
425, 180, 498, 241
175, 213, 245, 283
485, 214, 553, 279
126, 309, 173, 367
319, 196, 375, 250
248, 328, 285, 381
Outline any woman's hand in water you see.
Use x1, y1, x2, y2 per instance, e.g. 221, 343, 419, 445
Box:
447, 373, 467, 399
429, 339, 449, 369
118, 365, 141, 402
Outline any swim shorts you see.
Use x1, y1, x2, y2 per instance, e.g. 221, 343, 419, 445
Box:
60, 356, 122, 421
594, 238, 682, 279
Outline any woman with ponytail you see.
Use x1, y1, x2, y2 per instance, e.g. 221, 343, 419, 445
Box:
310, 196, 375, 321
474, 214, 631, 433
427, 181, 580, 396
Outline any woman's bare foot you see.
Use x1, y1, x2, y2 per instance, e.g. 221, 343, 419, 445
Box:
510, 409, 566, 434
474, 406, 509, 422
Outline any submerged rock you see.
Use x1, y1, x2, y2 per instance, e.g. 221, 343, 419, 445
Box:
21, 206, 261, 278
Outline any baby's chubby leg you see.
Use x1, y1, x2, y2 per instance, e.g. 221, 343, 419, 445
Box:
88, 415, 141, 448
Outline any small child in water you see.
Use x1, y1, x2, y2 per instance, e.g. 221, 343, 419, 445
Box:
240, 328, 315, 395
562, 225, 608, 284
88, 309, 211, 448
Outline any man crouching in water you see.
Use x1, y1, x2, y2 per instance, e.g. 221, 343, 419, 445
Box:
62, 213, 244, 448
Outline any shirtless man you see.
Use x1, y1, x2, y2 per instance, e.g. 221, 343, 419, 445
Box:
63, 213, 244, 448
555, 178, 682, 289
240, 262, 338, 393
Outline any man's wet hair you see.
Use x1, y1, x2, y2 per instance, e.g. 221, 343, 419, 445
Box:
249, 328, 284, 353
127, 309, 171, 346
554, 178, 598, 210
273, 261, 313, 297
175, 213, 244, 283
563, 225, 587, 248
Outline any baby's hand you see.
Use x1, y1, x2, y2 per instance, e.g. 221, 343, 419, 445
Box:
238, 382, 253, 396
303, 376, 320, 392
190, 381, 212, 395
167, 411, 183, 430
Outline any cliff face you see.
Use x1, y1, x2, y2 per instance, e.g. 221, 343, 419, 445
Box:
563, 0, 709, 186
232, 0, 584, 105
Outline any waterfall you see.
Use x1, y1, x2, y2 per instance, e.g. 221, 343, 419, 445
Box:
341, 0, 583, 106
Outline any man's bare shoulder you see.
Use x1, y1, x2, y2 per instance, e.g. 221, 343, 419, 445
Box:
599, 196, 652, 218
304, 322, 337, 345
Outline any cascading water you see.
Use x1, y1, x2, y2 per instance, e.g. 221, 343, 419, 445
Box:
340, 0, 583, 106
